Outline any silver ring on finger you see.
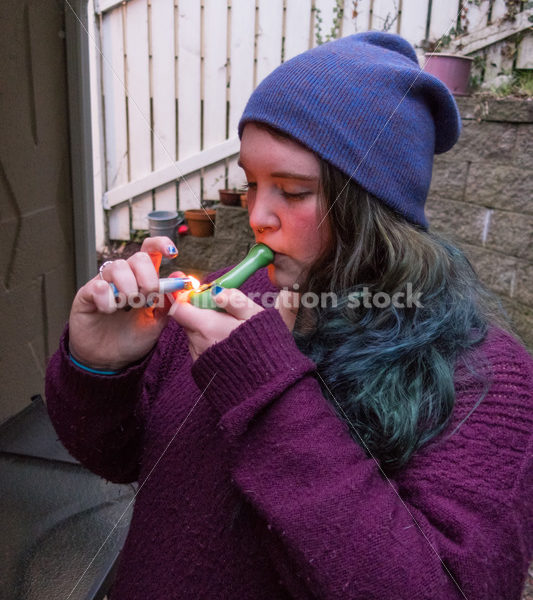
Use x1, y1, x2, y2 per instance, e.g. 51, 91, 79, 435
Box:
98, 260, 114, 280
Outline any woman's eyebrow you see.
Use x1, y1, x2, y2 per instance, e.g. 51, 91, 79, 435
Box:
270, 170, 317, 181
237, 159, 317, 181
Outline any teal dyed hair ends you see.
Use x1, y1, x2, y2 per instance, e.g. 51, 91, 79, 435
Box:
294, 162, 509, 475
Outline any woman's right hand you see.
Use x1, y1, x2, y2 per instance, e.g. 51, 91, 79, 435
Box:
68, 237, 181, 372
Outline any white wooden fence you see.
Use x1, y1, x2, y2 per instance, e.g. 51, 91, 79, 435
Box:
85, 0, 533, 247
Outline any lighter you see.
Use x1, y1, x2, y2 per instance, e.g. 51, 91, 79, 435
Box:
108, 277, 197, 297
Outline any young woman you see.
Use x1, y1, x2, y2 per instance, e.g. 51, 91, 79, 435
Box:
46, 33, 532, 599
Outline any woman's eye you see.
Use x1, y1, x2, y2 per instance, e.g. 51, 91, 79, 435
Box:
242, 182, 308, 199
281, 190, 309, 199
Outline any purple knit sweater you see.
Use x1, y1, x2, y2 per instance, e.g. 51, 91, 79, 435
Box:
45, 268, 533, 599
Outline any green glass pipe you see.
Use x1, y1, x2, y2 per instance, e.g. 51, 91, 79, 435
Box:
189, 243, 274, 310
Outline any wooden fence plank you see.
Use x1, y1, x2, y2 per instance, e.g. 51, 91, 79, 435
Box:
151, 0, 177, 212
450, 8, 533, 54
489, 0, 508, 24
284, 0, 312, 59
371, 0, 400, 33
462, 0, 490, 35
102, 6, 130, 240
340, 0, 356, 37
228, 0, 256, 135
313, 0, 338, 46
484, 39, 514, 80
256, 0, 284, 83
103, 137, 240, 208
126, 0, 153, 231
399, 0, 430, 50
516, 33, 533, 70
428, 0, 461, 46
96, 0, 123, 14
177, 0, 202, 211
349, 0, 371, 32
203, 0, 228, 201
227, 0, 256, 190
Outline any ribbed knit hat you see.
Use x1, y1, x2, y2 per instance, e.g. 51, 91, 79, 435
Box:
238, 32, 461, 230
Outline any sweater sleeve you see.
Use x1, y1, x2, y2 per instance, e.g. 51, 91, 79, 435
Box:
45, 326, 158, 483
43, 268, 228, 485
192, 310, 533, 600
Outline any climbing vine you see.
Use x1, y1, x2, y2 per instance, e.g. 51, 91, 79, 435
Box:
313, 0, 345, 46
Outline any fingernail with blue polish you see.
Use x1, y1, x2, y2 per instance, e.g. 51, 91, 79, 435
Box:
109, 282, 119, 297
167, 245, 178, 256
211, 285, 224, 296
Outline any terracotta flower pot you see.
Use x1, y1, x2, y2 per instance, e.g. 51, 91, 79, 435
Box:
184, 208, 216, 237
218, 189, 241, 206
240, 193, 248, 209
423, 53, 474, 96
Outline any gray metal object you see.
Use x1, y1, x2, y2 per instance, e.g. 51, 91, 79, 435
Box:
147, 211, 182, 243
0, 397, 135, 600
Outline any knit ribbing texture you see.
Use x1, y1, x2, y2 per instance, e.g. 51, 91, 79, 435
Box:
45, 268, 533, 599
238, 32, 462, 229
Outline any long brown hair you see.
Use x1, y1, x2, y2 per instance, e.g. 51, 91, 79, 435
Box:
250, 121, 511, 472
295, 157, 511, 473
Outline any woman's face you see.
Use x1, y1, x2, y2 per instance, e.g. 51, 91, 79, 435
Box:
239, 123, 331, 289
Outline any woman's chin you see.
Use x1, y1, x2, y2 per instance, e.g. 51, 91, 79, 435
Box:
267, 264, 300, 290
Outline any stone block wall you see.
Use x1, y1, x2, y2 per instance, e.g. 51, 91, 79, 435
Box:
174, 97, 532, 352
426, 96, 533, 351
172, 206, 255, 280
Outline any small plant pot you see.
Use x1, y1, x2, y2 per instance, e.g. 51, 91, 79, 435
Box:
218, 189, 242, 206
240, 193, 248, 209
423, 53, 474, 96
184, 208, 216, 237
147, 210, 182, 243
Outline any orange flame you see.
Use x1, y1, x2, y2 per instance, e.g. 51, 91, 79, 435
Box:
188, 275, 201, 290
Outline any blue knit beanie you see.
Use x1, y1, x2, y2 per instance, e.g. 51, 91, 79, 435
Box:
238, 32, 461, 230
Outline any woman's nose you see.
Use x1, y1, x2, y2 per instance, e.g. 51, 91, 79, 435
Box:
248, 191, 280, 233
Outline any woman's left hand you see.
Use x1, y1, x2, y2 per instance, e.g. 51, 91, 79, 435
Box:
169, 287, 264, 361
